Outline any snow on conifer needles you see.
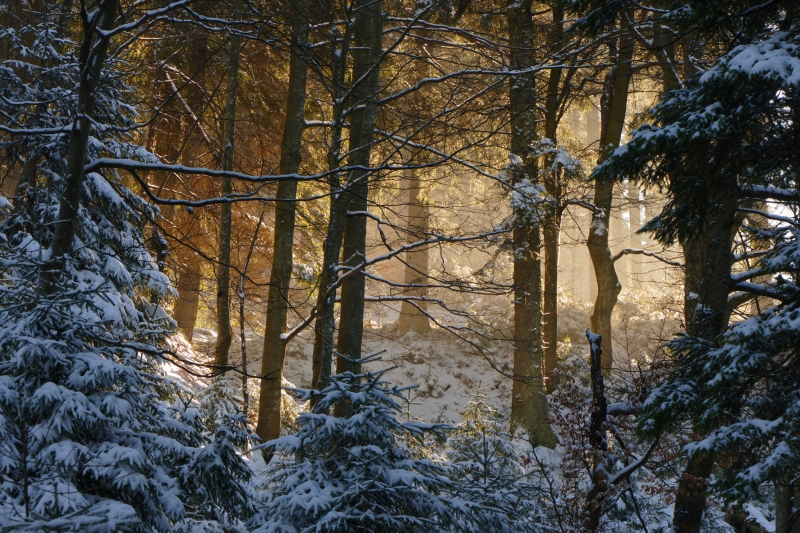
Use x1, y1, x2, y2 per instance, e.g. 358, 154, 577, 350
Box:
0, 7, 253, 531
254, 369, 544, 533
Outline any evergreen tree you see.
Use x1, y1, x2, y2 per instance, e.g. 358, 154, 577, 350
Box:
445, 388, 543, 532
0, 4, 253, 531
254, 368, 529, 533
596, 19, 800, 526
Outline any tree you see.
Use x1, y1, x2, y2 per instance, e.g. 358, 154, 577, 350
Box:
334, 0, 384, 379
0, 2, 253, 529
506, 0, 557, 448
214, 0, 244, 370
446, 388, 543, 531
585, 24, 635, 371
257, 0, 310, 445
597, 17, 800, 533
255, 367, 529, 532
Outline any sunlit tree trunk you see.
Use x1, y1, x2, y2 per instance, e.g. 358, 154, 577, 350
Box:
172, 20, 210, 342
213, 0, 243, 370
507, 0, 556, 448
256, 0, 309, 444
174, 258, 203, 339
396, 151, 432, 335
587, 31, 633, 371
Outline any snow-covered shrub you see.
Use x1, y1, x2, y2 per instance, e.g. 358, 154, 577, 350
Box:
253, 369, 524, 533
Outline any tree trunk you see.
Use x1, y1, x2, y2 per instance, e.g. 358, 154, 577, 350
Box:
776, 476, 800, 533
673, 183, 740, 533
583, 330, 609, 532
39, 0, 119, 295
587, 32, 634, 371
310, 15, 353, 401
170, 18, 210, 341
256, 0, 309, 445
174, 257, 203, 340
396, 153, 432, 335
507, 0, 556, 448
213, 0, 243, 370
335, 0, 383, 382
542, 4, 564, 391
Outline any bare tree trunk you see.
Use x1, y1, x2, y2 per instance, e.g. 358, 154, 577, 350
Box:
239, 210, 265, 418
39, 0, 119, 295
256, 0, 309, 445
213, 0, 243, 370
542, 3, 564, 391
335, 0, 383, 384
629, 186, 644, 288
587, 32, 634, 371
310, 14, 353, 401
396, 152, 432, 335
174, 258, 203, 339
507, 0, 556, 448
171, 18, 210, 342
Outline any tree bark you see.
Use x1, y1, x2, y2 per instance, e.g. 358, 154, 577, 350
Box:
256, 0, 309, 445
39, 0, 119, 295
174, 257, 203, 339
310, 12, 353, 401
170, 17, 210, 341
213, 0, 243, 370
673, 182, 740, 533
335, 0, 383, 382
542, 3, 564, 391
396, 155, 432, 335
587, 32, 634, 371
507, 0, 556, 448
776, 476, 800, 533
583, 330, 608, 532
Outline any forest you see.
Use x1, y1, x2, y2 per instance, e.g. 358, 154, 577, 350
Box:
0, 0, 799, 531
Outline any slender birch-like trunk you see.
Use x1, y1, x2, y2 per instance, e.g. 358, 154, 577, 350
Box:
587, 31, 633, 371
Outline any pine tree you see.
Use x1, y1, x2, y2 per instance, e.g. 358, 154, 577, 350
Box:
445, 388, 543, 532
0, 4, 253, 531
254, 368, 528, 533
596, 19, 800, 529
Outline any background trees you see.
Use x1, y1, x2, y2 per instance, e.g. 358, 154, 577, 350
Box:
2, 0, 799, 531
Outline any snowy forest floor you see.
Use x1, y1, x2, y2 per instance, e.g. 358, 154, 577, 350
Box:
190, 286, 682, 428
168, 289, 783, 531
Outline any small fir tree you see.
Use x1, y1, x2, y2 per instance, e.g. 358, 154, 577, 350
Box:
445, 388, 543, 532
254, 368, 527, 533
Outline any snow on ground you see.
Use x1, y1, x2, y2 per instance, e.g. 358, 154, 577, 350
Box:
193, 324, 511, 426
188, 293, 678, 427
